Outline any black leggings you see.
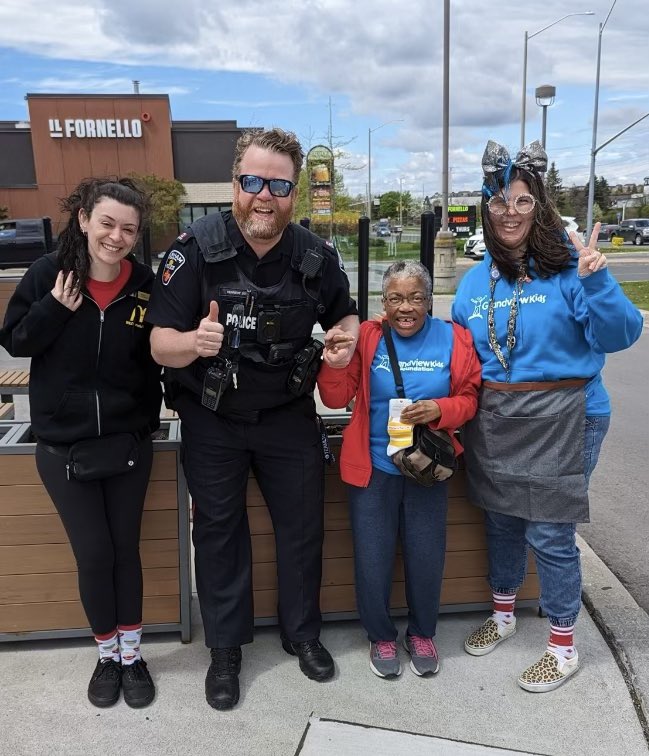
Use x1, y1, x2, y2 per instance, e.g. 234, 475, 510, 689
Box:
35, 437, 153, 635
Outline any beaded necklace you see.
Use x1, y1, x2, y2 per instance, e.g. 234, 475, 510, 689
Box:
487, 262, 527, 382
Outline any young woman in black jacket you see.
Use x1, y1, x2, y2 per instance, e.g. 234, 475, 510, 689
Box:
0, 178, 162, 708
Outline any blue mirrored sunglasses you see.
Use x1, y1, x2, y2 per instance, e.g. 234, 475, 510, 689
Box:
237, 174, 295, 198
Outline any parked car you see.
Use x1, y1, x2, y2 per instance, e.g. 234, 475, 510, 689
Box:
614, 219, 649, 246
464, 228, 485, 259
376, 226, 391, 237
0, 218, 55, 269
597, 223, 621, 242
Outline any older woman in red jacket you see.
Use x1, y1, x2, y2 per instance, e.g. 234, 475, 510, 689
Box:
318, 261, 481, 679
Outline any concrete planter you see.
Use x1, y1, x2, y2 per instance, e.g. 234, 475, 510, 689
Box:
0, 420, 192, 642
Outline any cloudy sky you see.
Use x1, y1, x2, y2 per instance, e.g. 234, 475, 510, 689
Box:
0, 0, 647, 201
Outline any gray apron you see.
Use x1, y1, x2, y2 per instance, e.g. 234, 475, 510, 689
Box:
462, 385, 588, 523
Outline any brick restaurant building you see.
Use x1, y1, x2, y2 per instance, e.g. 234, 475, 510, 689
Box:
0, 93, 247, 245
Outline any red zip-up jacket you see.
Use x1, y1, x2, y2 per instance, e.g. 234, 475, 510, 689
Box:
317, 318, 482, 487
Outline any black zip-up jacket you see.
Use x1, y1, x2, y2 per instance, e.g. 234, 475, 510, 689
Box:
0, 252, 162, 444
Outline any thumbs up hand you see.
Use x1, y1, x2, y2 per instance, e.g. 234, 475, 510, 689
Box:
196, 300, 224, 358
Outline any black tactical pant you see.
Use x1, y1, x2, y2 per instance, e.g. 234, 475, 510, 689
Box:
177, 394, 325, 649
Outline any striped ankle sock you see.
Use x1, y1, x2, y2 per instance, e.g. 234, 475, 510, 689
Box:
118, 624, 143, 666
95, 630, 120, 662
548, 623, 576, 660
492, 591, 516, 628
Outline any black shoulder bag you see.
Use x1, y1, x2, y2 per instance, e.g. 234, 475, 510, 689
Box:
381, 320, 457, 486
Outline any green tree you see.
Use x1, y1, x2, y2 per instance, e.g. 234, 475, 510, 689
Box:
378, 191, 413, 222
594, 176, 612, 211
564, 186, 588, 226
591, 202, 603, 222
635, 202, 649, 219
293, 168, 310, 221
546, 162, 563, 205
129, 173, 186, 238
333, 168, 354, 212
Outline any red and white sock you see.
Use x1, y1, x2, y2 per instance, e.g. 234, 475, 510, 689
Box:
548, 623, 576, 660
118, 624, 143, 666
492, 591, 516, 629
95, 630, 120, 663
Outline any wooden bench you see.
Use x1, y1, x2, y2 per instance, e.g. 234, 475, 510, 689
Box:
0, 403, 14, 420
0, 369, 30, 403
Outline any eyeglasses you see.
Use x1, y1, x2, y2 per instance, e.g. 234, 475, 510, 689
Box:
383, 293, 429, 307
237, 174, 295, 198
487, 193, 536, 216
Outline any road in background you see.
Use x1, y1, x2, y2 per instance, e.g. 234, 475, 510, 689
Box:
579, 321, 649, 614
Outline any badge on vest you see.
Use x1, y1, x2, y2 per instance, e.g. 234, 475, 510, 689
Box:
162, 250, 185, 286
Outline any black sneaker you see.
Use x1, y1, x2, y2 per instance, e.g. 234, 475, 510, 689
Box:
121, 658, 155, 708
206, 647, 242, 710
88, 659, 121, 707
281, 638, 335, 682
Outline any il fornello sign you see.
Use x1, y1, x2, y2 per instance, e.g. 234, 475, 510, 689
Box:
48, 118, 143, 139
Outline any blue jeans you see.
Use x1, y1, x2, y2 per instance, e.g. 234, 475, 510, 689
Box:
485, 415, 610, 626
348, 467, 448, 642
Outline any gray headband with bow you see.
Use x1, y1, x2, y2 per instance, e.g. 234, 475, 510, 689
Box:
482, 140, 548, 179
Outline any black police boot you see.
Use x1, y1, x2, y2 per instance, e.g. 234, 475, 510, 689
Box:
87, 658, 122, 707
281, 638, 335, 682
206, 647, 242, 710
121, 658, 155, 708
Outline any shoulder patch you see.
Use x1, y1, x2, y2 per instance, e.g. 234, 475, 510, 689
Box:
161, 250, 186, 286
176, 230, 193, 244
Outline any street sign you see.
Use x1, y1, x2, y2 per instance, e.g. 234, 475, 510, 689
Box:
434, 205, 477, 237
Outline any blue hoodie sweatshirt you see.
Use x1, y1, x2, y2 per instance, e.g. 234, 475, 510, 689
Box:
452, 251, 643, 415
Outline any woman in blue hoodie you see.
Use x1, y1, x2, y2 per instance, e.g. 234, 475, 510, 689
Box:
452, 140, 643, 693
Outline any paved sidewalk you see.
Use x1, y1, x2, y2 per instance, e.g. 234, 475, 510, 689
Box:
2, 548, 648, 756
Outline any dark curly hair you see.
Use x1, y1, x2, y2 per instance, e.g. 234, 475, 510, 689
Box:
57, 177, 151, 290
482, 167, 572, 282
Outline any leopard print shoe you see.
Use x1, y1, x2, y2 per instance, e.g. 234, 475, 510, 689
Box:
464, 617, 516, 656
517, 650, 579, 692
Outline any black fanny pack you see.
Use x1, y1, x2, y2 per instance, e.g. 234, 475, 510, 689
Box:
65, 433, 140, 482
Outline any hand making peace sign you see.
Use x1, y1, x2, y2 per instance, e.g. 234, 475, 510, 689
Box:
568, 222, 608, 278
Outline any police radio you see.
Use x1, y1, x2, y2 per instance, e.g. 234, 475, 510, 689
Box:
201, 357, 233, 411
201, 304, 244, 411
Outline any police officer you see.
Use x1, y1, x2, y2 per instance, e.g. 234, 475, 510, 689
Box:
146, 128, 359, 711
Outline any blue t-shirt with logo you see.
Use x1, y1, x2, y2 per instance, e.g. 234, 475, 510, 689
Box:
369, 316, 454, 474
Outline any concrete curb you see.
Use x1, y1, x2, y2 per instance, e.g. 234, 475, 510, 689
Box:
578, 533, 649, 739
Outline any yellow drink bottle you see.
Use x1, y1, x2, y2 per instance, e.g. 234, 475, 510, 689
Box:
387, 398, 413, 456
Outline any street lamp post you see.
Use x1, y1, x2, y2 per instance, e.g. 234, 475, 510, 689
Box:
586, 112, 649, 235
521, 11, 594, 149
367, 120, 403, 220
535, 84, 556, 149
586, 0, 617, 238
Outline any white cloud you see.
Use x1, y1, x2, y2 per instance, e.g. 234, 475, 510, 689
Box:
0, 0, 647, 188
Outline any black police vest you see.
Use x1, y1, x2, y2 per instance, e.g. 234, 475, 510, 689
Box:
168, 213, 326, 406
192, 212, 323, 362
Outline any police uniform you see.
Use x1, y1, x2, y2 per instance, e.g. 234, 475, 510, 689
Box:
146, 212, 357, 649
